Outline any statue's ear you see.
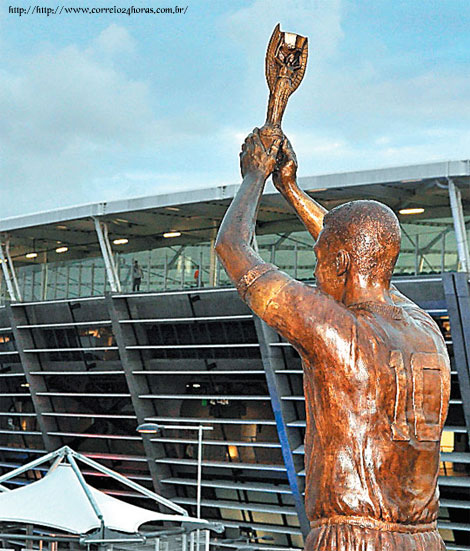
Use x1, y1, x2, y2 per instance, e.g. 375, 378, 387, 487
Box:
335, 250, 350, 276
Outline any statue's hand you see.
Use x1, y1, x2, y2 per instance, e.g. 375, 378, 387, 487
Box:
240, 128, 282, 179
273, 137, 298, 192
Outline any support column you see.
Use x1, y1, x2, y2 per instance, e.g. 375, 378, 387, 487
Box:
448, 179, 470, 273
7, 303, 61, 451
0, 238, 21, 302
93, 218, 121, 293
209, 225, 218, 288
40, 253, 49, 301
106, 295, 175, 500
442, 272, 470, 438
253, 316, 310, 539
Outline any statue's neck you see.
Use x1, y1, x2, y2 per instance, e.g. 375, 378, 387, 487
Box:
342, 275, 392, 307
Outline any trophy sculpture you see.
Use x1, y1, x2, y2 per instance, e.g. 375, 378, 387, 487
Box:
260, 24, 308, 149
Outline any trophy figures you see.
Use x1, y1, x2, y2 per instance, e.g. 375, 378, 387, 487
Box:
260, 24, 308, 149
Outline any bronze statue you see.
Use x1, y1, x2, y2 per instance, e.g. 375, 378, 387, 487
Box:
215, 25, 450, 551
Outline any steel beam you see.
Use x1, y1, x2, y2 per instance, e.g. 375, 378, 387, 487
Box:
209, 224, 218, 287
93, 218, 121, 293
6, 303, 62, 451
4, 239, 21, 301
105, 295, 176, 501
400, 227, 435, 273
0, 239, 21, 302
168, 247, 185, 270
273, 233, 292, 249
72, 449, 188, 515
442, 273, 470, 438
448, 180, 470, 273
0, 447, 63, 486
253, 316, 310, 539
421, 226, 454, 254
68, 452, 105, 528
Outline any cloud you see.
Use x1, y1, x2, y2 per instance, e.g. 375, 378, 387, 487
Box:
220, 0, 470, 174
2, 3, 470, 221
219, 0, 344, 119
219, 0, 470, 177
308, 69, 470, 134
0, 39, 156, 216
223, 0, 343, 61
92, 24, 136, 55
2, 46, 156, 151
289, 126, 470, 175
0, 24, 215, 218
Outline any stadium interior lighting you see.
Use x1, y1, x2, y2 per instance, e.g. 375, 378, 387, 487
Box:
55, 246, 69, 254
136, 423, 160, 434
25, 252, 38, 259
163, 231, 181, 238
113, 238, 129, 245
399, 207, 425, 215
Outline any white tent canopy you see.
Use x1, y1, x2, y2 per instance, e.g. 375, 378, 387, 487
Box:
0, 446, 213, 536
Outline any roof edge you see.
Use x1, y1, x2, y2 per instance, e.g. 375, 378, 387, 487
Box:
1, 159, 468, 233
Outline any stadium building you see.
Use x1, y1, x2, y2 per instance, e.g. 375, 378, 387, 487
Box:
0, 160, 469, 550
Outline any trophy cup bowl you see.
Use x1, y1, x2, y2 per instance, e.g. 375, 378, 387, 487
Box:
259, 24, 308, 152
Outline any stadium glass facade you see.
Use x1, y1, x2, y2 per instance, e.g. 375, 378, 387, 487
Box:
0, 162, 469, 551
2, 218, 467, 303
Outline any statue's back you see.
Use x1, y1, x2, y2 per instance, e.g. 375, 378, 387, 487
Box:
302, 298, 450, 551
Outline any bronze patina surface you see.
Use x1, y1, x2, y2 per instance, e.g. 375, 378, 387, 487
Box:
215, 26, 450, 551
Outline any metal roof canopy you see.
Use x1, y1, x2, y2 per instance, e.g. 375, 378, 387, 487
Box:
0, 445, 220, 543
1, 160, 469, 264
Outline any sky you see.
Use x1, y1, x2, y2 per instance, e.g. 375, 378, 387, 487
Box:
1, 0, 470, 218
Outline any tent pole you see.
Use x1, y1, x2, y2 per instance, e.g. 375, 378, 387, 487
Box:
49, 454, 65, 472
0, 447, 64, 486
67, 452, 105, 529
0, 534, 77, 543
71, 450, 188, 515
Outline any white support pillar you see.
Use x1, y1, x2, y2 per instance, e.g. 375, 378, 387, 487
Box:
93, 218, 121, 293
196, 425, 203, 519
209, 223, 218, 287
448, 179, 470, 273
0, 237, 21, 301
5, 239, 21, 300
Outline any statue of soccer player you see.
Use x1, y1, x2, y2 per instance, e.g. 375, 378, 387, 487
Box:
215, 128, 450, 551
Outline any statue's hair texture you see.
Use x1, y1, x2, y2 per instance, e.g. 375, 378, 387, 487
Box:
322, 200, 401, 282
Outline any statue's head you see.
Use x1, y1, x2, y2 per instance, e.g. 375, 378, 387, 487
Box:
313, 200, 401, 301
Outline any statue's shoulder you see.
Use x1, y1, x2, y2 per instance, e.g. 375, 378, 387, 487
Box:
399, 301, 446, 347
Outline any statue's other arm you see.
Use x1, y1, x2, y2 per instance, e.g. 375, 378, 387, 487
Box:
272, 138, 327, 241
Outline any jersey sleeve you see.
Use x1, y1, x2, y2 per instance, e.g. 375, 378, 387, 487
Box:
238, 263, 357, 358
